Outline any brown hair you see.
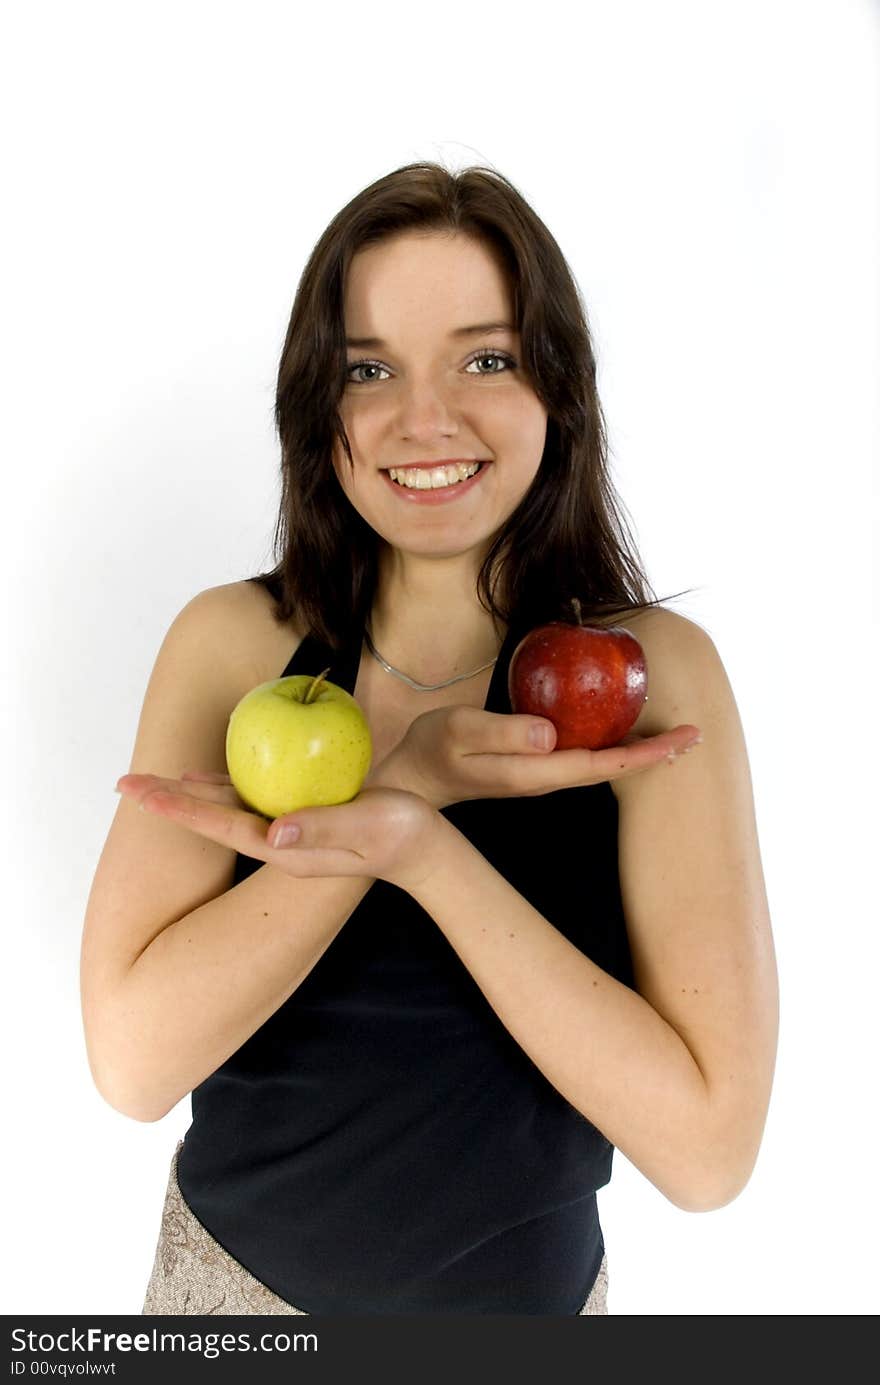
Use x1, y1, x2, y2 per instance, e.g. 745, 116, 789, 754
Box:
250, 160, 693, 649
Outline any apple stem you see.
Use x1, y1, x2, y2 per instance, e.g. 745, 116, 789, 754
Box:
571, 597, 583, 626
304, 667, 331, 704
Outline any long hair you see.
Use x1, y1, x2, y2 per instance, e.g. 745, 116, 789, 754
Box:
251, 161, 691, 649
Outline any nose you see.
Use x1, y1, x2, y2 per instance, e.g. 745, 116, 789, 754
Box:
394, 373, 460, 440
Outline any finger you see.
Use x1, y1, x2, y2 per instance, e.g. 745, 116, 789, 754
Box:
117, 775, 241, 808
136, 785, 274, 855
588, 724, 702, 778
116, 773, 242, 807
456, 708, 558, 754
485, 723, 702, 794
181, 769, 234, 785
266, 802, 367, 854
135, 785, 366, 878
265, 804, 373, 877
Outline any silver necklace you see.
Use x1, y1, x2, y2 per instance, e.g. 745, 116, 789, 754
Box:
363, 626, 499, 692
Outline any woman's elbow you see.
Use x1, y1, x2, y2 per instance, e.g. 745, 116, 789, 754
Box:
668, 1175, 750, 1214
666, 1147, 760, 1213
83, 1041, 171, 1124
90, 1072, 170, 1124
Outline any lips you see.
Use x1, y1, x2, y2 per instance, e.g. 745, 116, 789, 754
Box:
380, 460, 491, 505
383, 459, 488, 470
388, 460, 481, 489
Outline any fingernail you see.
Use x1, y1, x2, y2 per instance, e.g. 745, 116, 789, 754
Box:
529, 724, 554, 749
271, 824, 301, 848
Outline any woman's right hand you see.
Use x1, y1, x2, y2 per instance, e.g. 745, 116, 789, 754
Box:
366, 705, 702, 811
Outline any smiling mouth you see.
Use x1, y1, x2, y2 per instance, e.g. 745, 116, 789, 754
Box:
385, 460, 485, 491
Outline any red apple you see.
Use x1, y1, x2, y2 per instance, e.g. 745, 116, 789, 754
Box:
508, 599, 648, 750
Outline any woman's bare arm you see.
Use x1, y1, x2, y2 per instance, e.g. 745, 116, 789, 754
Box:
80, 585, 379, 1122
399, 611, 778, 1211
89, 848, 376, 1123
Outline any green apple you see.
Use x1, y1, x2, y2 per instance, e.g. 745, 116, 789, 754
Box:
225, 667, 372, 818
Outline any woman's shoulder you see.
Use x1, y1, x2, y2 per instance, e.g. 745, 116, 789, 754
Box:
603, 606, 722, 741
591, 604, 715, 658
592, 604, 708, 639
180, 578, 304, 693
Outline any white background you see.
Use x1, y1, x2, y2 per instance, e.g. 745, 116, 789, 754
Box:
2, 0, 877, 1316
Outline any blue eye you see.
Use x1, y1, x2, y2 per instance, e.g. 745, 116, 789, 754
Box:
465, 350, 517, 376
345, 348, 518, 385
346, 360, 390, 384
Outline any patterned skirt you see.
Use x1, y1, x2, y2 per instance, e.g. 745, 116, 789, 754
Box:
142, 1139, 609, 1316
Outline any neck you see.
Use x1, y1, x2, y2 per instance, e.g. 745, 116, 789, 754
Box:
368, 546, 505, 687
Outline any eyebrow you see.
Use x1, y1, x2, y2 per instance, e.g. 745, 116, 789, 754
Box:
344, 321, 517, 349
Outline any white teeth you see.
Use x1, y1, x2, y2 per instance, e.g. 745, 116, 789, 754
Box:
388, 461, 481, 489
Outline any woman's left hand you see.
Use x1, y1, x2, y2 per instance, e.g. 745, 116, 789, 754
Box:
114, 770, 444, 892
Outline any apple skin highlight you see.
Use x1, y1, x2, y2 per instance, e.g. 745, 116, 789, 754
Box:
508, 621, 647, 752
225, 673, 372, 819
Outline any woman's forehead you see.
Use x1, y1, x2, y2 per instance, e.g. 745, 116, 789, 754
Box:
343, 233, 516, 339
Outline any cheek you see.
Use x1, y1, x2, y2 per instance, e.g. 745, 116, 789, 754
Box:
333, 418, 373, 480
330, 451, 377, 522
498, 401, 548, 467
491, 388, 547, 438
331, 436, 360, 487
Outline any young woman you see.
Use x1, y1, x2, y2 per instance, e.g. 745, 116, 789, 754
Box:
80, 162, 778, 1316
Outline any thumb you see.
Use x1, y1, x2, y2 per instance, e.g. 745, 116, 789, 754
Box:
266, 802, 346, 849
266, 789, 386, 851
517, 715, 557, 752
470, 710, 556, 752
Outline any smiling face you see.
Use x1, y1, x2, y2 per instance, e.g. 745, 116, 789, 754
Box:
331, 230, 549, 565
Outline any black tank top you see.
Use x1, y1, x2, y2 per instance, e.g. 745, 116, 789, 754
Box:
176, 610, 636, 1314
